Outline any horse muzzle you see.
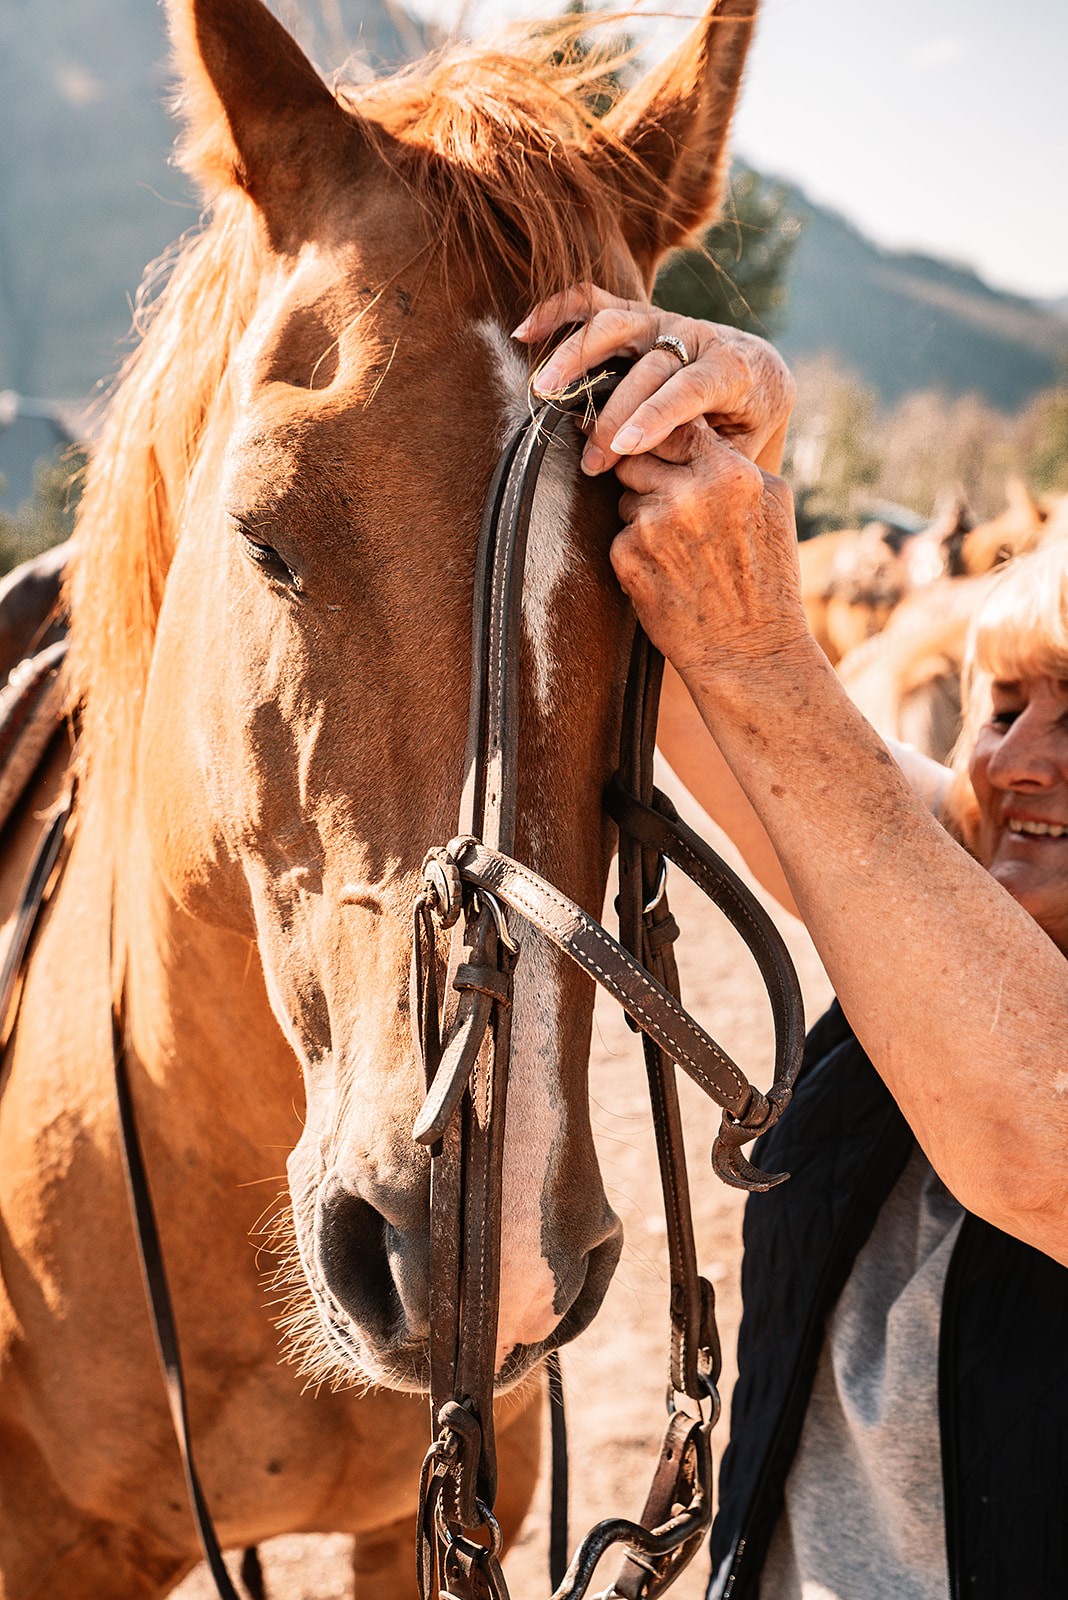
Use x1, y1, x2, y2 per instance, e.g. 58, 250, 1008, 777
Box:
303, 1167, 622, 1393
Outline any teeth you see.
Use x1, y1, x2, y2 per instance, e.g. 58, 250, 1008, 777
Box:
1008, 818, 1068, 838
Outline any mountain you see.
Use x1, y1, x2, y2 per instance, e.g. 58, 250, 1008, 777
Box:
775, 183, 1068, 411
0, 0, 439, 401
1, 3, 1064, 412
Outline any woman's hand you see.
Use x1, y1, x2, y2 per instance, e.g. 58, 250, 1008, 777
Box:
513, 283, 795, 476
610, 422, 812, 693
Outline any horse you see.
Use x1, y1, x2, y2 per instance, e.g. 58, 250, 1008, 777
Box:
836, 489, 1068, 761
957, 477, 1050, 574
797, 494, 977, 669
0, 1, 758, 1594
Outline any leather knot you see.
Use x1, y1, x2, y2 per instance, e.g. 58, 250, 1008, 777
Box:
453, 963, 512, 1005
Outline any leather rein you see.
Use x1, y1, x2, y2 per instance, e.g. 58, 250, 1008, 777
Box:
410, 366, 805, 1600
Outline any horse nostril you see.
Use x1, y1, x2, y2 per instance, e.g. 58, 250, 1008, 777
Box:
314, 1172, 429, 1347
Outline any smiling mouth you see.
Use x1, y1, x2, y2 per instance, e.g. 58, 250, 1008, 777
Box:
1007, 819, 1068, 838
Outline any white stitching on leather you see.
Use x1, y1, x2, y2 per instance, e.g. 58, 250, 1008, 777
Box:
468, 846, 749, 1104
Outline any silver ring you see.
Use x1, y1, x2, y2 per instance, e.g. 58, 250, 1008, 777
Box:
651, 333, 691, 368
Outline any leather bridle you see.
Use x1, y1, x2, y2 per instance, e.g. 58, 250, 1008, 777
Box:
0, 365, 805, 1598
410, 366, 805, 1600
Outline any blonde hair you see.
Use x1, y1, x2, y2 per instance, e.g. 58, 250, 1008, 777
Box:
944, 537, 1068, 848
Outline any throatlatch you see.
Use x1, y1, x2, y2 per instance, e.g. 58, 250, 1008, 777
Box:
411, 369, 805, 1600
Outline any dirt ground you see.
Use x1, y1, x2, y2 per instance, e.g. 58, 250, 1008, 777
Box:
174, 774, 833, 1600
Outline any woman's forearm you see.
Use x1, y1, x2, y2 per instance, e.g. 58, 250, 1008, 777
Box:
687, 639, 1068, 1263
657, 664, 799, 914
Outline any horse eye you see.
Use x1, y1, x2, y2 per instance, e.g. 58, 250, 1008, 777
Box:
237, 526, 299, 589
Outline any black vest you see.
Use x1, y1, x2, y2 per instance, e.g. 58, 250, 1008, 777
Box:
708, 1001, 1068, 1600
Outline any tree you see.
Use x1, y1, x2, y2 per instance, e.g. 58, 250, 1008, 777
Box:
654, 164, 803, 337
1026, 385, 1068, 495
871, 389, 1017, 521
0, 448, 86, 575
546, 0, 638, 119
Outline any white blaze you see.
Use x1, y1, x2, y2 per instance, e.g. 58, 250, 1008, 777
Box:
476, 319, 575, 1366
496, 930, 566, 1368
475, 318, 580, 714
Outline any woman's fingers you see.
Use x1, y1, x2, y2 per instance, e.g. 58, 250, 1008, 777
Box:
530, 303, 662, 396
613, 421, 711, 492
581, 360, 736, 474
511, 282, 648, 346
515, 283, 794, 472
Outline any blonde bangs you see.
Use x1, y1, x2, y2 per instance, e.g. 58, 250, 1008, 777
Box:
970, 540, 1068, 685
944, 539, 1068, 850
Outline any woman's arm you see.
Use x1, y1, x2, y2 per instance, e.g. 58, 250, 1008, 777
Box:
657, 663, 799, 914
613, 427, 1068, 1266
658, 670, 952, 914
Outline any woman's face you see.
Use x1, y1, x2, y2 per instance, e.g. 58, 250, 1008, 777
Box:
970, 673, 1068, 952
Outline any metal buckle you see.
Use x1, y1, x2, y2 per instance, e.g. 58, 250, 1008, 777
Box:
472, 888, 519, 956
642, 858, 668, 917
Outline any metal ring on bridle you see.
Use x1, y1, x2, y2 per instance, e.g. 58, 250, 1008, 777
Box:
651, 333, 691, 368
435, 1497, 504, 1559
422, 847, 465, 929
665, 1373, 720, 1429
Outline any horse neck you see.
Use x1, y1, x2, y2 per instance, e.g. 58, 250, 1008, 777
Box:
110, 799, 302, 1169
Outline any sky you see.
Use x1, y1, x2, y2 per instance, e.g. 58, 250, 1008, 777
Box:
406, 0, 1068, 303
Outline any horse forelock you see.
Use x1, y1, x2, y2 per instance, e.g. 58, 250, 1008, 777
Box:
66, 190, 267, 841
341, 29, 643, 313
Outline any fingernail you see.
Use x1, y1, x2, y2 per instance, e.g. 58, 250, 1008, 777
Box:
581, 445, 606, 475
511, 317, 531, 339
611, 425, 643, 453
533, 362, 562, 395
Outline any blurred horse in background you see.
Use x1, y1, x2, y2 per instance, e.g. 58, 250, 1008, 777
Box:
837, 490, 1068, 760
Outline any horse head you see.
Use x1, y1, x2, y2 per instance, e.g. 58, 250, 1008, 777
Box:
72, 0, 756, 1393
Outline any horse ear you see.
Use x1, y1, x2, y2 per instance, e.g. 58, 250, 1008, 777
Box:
166, 0, 352, 227
1004, 477, 1045, 528
591, 0, 757, 280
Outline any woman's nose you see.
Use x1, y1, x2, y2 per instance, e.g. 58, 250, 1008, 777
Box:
988, 712, 1059, 790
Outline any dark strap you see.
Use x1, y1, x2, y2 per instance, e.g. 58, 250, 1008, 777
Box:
606, 777, 804, 1107
0, 793, 73, 1051
412, 362, 807, 1600
547, 1351, 570, 1592
111, 1007, 266, 1595
0, 639, 69, 838
112, 1005, 246, 1600
410, 365, 808, 1600
420, 835, 789, 1140
418, 373, 641, 1591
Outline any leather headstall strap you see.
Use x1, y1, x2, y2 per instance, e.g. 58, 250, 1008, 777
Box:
0, 636, 75, 1054
411, 367, 806, 1600
111, 955, 266, 1600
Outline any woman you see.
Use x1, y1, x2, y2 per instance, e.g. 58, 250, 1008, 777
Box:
515, 289, 1068, 1599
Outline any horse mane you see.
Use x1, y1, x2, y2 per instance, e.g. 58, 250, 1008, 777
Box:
66, 23, 641, 836
66, 188, 266, 834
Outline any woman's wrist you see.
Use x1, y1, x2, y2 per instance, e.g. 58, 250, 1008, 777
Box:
672, 630, 827, 732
